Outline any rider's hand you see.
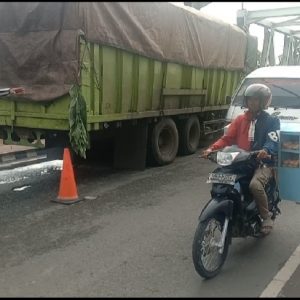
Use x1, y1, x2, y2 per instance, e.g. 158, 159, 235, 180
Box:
201, 148, 212, 159
257, 149, 269, 160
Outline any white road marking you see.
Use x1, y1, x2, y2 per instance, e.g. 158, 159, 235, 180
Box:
260, 244, 300, 297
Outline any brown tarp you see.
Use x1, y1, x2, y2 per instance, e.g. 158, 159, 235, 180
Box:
0, 2, 248, 102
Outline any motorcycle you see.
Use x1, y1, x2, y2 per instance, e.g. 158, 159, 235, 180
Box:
192, 145, 281, 279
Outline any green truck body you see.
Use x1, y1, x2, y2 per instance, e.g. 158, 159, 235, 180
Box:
0, 42, 242, 130
0, 2, 256, 169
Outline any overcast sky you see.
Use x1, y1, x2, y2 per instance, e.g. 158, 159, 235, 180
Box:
170, 2, 300, 63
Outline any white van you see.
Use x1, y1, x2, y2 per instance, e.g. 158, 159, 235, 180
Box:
226, 66, 300, 132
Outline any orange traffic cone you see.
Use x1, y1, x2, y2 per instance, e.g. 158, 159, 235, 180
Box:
52, 148, 81, 204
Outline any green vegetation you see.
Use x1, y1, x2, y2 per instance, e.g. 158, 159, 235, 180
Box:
69, 84, 89, 158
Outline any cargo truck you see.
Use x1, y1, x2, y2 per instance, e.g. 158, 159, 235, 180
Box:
0, 2, 257, 169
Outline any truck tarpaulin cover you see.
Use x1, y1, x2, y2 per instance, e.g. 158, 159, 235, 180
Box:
0, 2, 247, 102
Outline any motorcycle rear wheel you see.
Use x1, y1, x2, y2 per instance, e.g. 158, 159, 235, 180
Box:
192, 216, 230, 279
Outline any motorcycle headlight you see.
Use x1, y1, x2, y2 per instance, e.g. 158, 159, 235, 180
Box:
217, 152, 239, 166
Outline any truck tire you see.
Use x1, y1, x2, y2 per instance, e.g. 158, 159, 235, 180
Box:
178, 115, 200, 155
151, 118, 179, 166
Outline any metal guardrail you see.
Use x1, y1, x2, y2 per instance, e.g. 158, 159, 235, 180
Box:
237, 6, 300, 67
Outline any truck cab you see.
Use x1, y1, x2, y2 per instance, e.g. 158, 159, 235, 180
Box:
226, 66, 300, 132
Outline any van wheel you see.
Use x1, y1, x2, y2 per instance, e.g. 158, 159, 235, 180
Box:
178, 115, 200, 155
150, 118, 179, 166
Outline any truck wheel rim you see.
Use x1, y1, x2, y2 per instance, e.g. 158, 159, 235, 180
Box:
189, 123, 199, 148
158, 128, 174, 155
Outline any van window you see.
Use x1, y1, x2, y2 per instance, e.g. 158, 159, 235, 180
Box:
233, 78, 300, 108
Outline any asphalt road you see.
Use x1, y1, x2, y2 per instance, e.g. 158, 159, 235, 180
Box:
0, 151, 300, 297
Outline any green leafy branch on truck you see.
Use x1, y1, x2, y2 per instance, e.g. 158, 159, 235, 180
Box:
69, 84, 89, 159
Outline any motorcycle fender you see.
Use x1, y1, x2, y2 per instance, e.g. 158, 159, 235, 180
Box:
199, 198, 234, 223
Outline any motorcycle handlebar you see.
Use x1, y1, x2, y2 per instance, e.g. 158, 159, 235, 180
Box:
198, 150, 218, 162
249, 150, 272, 160
199, 149, 272, 161
249, 150, 260, 157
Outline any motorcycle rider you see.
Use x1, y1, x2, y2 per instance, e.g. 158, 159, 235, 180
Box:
202, 83, 280, 235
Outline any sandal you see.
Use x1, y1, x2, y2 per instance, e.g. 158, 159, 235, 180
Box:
260, 218, 273, 235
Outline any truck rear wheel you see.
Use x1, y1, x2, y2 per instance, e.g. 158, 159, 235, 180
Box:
179, 115, 200, 155
150, 118, 179, 166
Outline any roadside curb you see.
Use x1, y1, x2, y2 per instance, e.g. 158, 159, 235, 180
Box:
260, 243, 300, 297
0, 150, 39, 163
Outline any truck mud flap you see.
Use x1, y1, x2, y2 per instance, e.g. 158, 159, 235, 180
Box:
113, 121, 148, 170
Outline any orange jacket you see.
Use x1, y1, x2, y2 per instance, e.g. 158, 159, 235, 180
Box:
209, 111, 253, 152
209, 110, 280, 158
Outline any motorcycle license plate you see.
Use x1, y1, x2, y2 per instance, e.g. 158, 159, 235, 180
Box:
207, 173, 237, 185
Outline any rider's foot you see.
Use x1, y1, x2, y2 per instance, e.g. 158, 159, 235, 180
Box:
260, 216, 273, 235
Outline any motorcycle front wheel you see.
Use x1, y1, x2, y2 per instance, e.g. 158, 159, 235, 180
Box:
192, 215, 230, 279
